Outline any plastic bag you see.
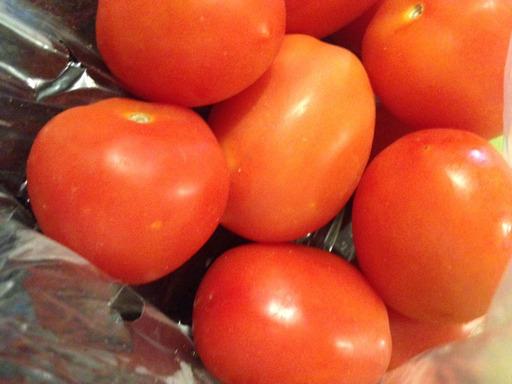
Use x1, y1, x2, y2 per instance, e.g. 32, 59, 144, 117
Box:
0, 1, 215, 382
1, 1, 512, 383
0, 200, 216, 383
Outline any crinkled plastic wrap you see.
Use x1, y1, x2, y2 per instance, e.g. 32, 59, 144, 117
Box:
0, 209, 215, 383
1, 1, 512, 383
0, 1, 215, 382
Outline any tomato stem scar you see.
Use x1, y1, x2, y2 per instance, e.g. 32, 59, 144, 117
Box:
408, 3, 425, 20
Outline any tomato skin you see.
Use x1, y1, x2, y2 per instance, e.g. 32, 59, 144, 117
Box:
96, 0, 285, 107
209, 34, 375, 242
362, 0, 512, 139
388, 309, 483, 370
286, 0, 378, 38
27, 98, 229, 284
193, 243, 391, 384
352, 129, 512, 323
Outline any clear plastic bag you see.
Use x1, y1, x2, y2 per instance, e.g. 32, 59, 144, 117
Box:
0, 1, 215, 382
1, 1, 512, 383
0, 204, 216, 383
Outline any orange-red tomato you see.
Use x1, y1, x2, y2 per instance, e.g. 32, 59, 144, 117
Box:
96, 0, 285, 107
193, 243, 392, 384
352, 129, 512, 323
209, 34, 375, 242
27, 98, 229, 284
388, 309, 483, 370
362, 0, 512, 138
286, 0, 378, 38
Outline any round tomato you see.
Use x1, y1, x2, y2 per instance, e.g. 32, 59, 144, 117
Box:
352, 129, 512, 323
209, 34, 375, 242
96, 0, 286, 107
362, 0, 512, 139
285, 0, 378, 38
193, 243, 391, 384
388, 309, 483, 370
27, 98, 229, 284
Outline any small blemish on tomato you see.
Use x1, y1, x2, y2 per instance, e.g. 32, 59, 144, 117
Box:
150, 220, 163, 230
126, 112, 153, 124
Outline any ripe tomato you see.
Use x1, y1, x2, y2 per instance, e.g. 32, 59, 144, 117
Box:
387, 309, 483, 370
193, 243, 391, 384
96, 0, 285, 107
209, 34, 375, 242
352, 129, 512, 323
362, 0, 512, 139
285, 0, 378, 38
27, 98, 229, 284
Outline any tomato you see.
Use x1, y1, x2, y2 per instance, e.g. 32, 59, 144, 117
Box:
352, 129, 512, 323
362, 0, 512, 139
193, 243, 391, 384
96, 0, 285, 107
387, 309, 483, 370
285, 0, 378, 38
27, 98, 229, 284
209, 34, 375, 242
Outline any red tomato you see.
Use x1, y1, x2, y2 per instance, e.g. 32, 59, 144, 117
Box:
193, 243, 391, 384
388, 309, 483, 370
286, 0, 378, 38
352, 129, 512, 323
362, 0, 512, 139
209, 34, 375, 242
27, 98, 229, 284
96, 0, 285, 107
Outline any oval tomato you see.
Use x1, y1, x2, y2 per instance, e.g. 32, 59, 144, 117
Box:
352, 129, 512, 323
193, 243, 391, 384
96, 0, 286, 107
362, 0, 512, 138
388, 309, 483, 369
286, 0, 378, 38
27, 98, 229, 284
209, 34, 375, 242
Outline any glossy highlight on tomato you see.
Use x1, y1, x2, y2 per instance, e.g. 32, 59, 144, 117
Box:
27, 98, 230, 284
193, 243, 391, 384
352, 128, 512, 323
210, 34, 375, 242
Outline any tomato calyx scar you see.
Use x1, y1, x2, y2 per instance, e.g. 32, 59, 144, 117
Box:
407, 3, 425, 20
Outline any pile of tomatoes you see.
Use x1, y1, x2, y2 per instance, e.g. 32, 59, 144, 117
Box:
25, 1, 512, 383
